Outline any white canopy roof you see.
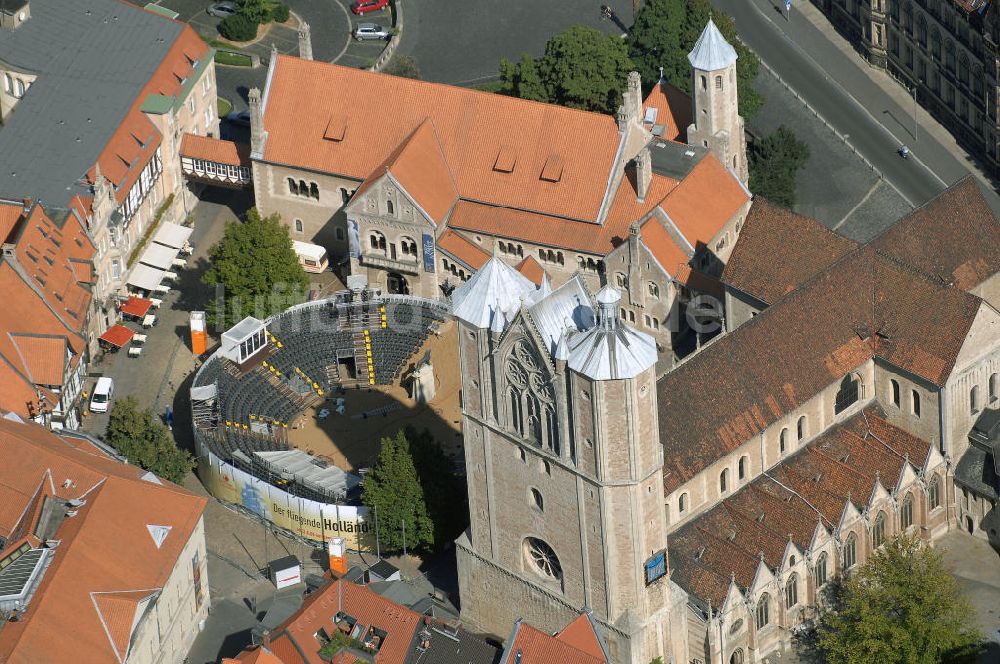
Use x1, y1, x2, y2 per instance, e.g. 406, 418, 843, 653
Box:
293, 240, 327, 261
254, 450, 361, 496
127, 263, 166, 292
153, 222, 193, 249
139, 242, 178, 269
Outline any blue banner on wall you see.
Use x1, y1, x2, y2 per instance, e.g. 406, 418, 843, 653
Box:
348, 219, 360, 259
422, 233, 435, 273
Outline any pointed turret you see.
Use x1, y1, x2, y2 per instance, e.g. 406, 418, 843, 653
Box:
688, 19, 738, 71
451, 256, 535, 332
566, 286, 657, 380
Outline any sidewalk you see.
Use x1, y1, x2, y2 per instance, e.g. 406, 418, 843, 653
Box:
789, 0, 994, 189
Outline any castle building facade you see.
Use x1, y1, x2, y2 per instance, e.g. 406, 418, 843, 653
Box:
246, 21, 751, 360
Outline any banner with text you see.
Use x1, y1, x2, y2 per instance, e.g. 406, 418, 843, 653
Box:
198, 453, 374, 551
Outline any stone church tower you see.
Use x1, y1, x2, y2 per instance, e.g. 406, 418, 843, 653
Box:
686, 19, 749, 185
453, 257, 687, 664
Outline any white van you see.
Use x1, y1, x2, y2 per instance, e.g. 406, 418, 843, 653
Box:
89, 377, 114, 414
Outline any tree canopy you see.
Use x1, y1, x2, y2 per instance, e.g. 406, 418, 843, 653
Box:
627, 0, 762, 120
202, 208, 309, 330
815, 534, 982, 664
362, 430, 435, 553
748, 124, 810, 208
103, 396, 194, 484
361, 427, 467, 554
499, 26, 635, 115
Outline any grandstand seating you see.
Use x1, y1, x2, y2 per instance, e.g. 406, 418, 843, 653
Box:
191, 295, 448, 466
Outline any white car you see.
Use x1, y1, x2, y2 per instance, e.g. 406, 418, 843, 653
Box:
353, 23, 390, 41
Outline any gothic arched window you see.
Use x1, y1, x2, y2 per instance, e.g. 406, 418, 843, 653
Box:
873, 511, 886, 548
901, 493, 914, 529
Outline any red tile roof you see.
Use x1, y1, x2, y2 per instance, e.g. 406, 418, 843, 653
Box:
658, 154, 749, 250
641, 81, 692, 142
352, 119, 459, 225
659, 246, 979, 493
670, 408, 930, 607
437, 229, 490, 269
515, 255, 547, 286
505, 621, 607, 664
180, 134, 251, 167
10, 335, 66, 387
262, 57, 621, 222
723, 198, 858, 304
271, 579, 422, 664
554, 613, 608, 661
0, 417, 207, 664
870, 176, 1000, 291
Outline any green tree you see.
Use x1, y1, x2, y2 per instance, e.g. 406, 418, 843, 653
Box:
218, 13, 257, 41
748, 125, 810, 209
816, 534, 982, 664
201, 208, 309, 330
103, 396, 194, 484
627, 0, 763, 119
236, 0, 270, 24
362, 431, 435, 553
404, 426, 468, 545
500, 26, 635, 115
269, 3, 290, 23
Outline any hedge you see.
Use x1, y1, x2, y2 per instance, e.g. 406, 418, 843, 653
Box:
270, 4, 290, 23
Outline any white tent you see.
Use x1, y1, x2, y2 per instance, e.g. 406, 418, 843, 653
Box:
153, 222, 193, 249
139, 242, 178, 270
127, 263, 166, 292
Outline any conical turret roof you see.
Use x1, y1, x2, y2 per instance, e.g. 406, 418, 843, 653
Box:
451, 255, 536, 331
688, 19, 738, 71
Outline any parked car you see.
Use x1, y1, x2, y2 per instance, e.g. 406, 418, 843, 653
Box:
207, 1, 237, 17
350, 0, 389, 15
89, 377, 114, 414
225, 110, 251, 127
352, 23, 390, 41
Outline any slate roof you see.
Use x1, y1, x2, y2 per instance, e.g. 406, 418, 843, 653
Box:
0, 0, 184, 207
669, 408, 931, 608
722, 198, 858, 304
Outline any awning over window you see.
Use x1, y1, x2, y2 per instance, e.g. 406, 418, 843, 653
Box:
127, 263, 165, 292
99, 324, 133, 348
119, 297, 152, 319
139, 242, 178, 270
153, 222, 193, 250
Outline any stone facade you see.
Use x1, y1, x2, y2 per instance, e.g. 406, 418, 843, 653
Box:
814, 0, 1000, 175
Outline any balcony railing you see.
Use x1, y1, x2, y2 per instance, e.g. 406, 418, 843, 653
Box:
360, 253, 420, 274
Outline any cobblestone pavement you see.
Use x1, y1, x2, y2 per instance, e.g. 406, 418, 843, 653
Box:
749, 67, 913, 242
937, 530, 1000, 661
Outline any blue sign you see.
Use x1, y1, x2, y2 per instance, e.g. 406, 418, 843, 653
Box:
785, 0, 792, 10
645, 550, 667, 585
422, 233, 435, 273
348, 219, 360, 260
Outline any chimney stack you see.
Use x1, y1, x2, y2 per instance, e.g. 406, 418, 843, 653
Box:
634, 147, 652, 202
298, 21, 313, 60
249, 87, 266, 156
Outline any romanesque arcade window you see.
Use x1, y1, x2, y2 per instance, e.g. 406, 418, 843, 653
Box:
835, 374, 861, 414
